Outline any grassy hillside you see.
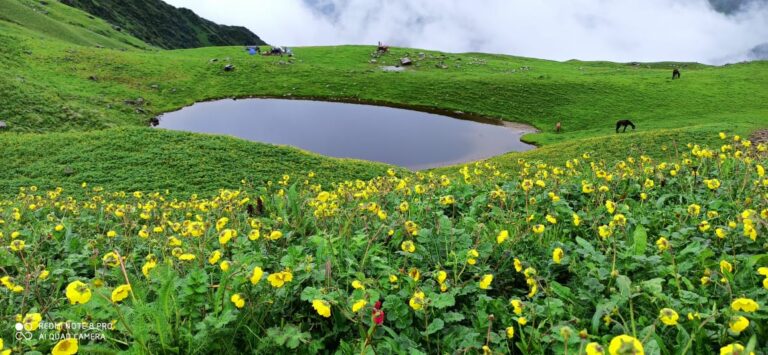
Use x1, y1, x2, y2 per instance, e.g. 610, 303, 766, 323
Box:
62, 0, 266, 49
0, 0, 766, 195
0, 0, 150, 49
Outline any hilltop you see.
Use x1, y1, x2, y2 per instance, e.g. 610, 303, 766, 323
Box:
61, 0, 266, 49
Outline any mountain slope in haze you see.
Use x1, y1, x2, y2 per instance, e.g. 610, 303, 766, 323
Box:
61, 0, 266, 49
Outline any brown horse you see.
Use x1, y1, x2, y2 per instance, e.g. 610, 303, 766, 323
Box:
672, 69, 681, 79
616, 120, 636, 133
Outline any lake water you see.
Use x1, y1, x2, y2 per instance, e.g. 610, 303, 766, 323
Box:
156, 98, 535, 170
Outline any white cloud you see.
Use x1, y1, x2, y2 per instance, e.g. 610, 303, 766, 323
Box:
163, 0, 768, 64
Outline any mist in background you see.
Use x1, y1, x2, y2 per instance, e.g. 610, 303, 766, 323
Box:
163, 0, 768, 64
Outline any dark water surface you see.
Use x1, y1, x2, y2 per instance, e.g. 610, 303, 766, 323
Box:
156, 99, 535, 170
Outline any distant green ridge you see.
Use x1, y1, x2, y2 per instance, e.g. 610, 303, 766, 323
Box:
61, 0, 266, 49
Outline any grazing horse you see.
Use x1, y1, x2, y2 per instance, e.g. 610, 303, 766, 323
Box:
616, 120, 636, 133
672, 69, 681, 80
555, 121, 561, 133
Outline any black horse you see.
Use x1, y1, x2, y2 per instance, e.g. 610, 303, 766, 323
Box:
672, 68, 681, 80
616, 120, 636, 133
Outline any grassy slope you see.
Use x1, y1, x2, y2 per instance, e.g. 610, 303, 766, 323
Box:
63, 0, 266, 49
0, 0, 766, 195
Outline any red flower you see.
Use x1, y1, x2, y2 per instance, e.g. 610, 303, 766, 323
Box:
373, 300, 385, 325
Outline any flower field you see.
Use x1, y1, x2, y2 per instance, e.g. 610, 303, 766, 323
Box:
1, 134, 767, 354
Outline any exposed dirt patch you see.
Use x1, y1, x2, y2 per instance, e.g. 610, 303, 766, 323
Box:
749, 129, 768, 144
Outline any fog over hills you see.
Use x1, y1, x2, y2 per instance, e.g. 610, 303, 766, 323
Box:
164, 0, 768, 64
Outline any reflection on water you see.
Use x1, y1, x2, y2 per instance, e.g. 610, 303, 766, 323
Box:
156, 99, 535, 170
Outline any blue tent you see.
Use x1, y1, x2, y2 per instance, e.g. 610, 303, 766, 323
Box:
248, 48, 257, 55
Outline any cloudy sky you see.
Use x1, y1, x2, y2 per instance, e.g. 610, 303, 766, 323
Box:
164, 0, 768, 64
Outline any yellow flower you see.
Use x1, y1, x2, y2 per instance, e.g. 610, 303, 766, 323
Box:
720, 343, 755, 355
545, 214, 557, 224
553, 247, 564, 264
268, 270, 293, 288
496, 230, 509, 244
388, 274, 398, 283
248, 229, 260, 241
467, 249, 479, 265
705, 179, 721, 190
65, 280, 92, 305
102, 252, 121, 267
656, 237, 669, 252
409, 268, 421, 281
599, 225, 612, 239
209, 250, 222, 265
517, 317, 527, 325
514, 258, 523, 272
267, 230, 283, 240
220, 261, 231, 271
728, 315, 749, 333
218, 229, 237, 245
698, 220, 711, 232
573, 213, 582, 226
22, 313, 42, 331
479, 274, 493, 289
659, 308, 679, 326
586, 343, 605, 355
230, 293, 245, 308
141, 258, 157, 278
439, 195, 455, 205
720, 260, 733, 274
216, 217, 229, 231
178, 253, 196, 261
250, 266, 264, 285
409, 290, 426, 311
510, 299, 523, 315
506, 326, 515, 339
605, 200, 616, 214
532, 224, 545, 234
482, 345, 491, 355
612, 214, 627, 226
352, 280, 365, 290
399, 201, 410, 212
715, 228, 727, 239
9, 239, 25, 252
401, 240, 416, 253
352, 299, 367, 313
731, 298, 759, 312
54, 224, 64, 232
608, 335, 644, 355
436, 270, 447, 284
51, 338, 78, 355
111, 284, 132, 303
39, 270, 50, 280
687, 204, 701, 216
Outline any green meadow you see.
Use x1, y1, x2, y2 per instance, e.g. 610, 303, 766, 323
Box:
0, 0, 765, 194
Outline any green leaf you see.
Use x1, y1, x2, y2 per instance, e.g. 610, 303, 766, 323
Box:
550, 281, 574, 302
424, 318, 445, 335
616, 275, 632, 299
633, 225, 648, 256
431, 292, 455, 309
443, 312, 465, 323
300, 287, 321, 301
